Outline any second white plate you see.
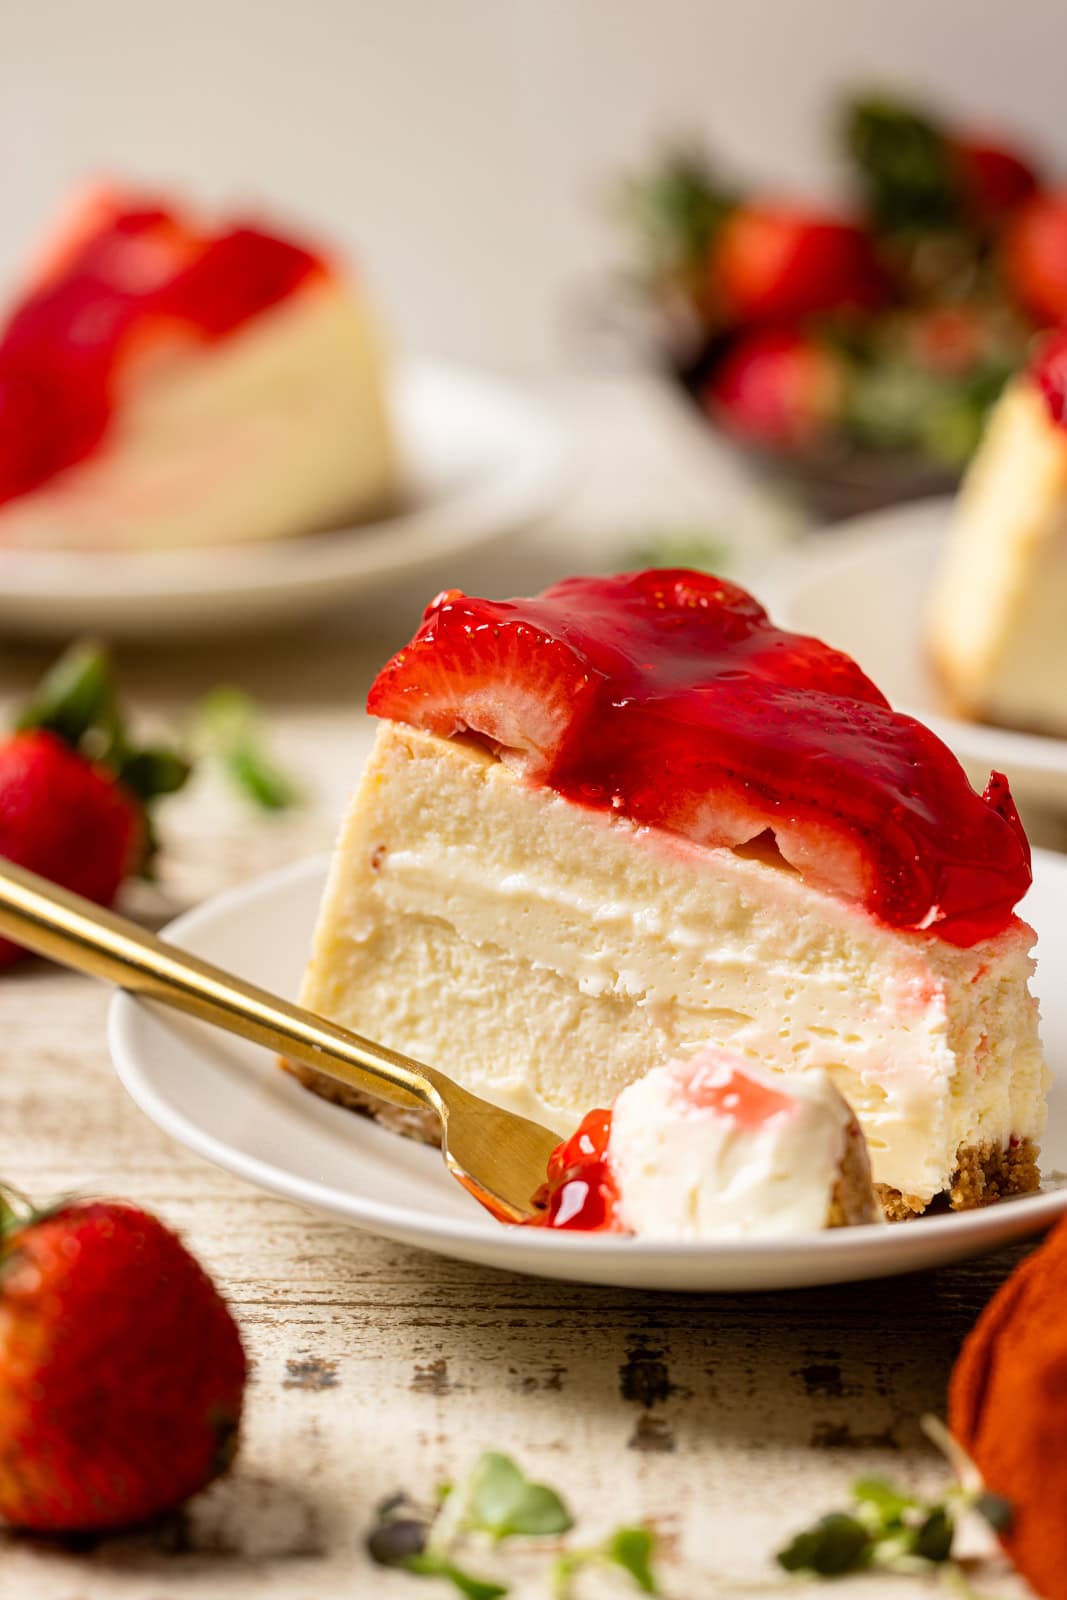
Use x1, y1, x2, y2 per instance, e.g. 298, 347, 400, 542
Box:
0, 360, 569, 638
762, 498, 1067, 810
109, 852, 1067, 1293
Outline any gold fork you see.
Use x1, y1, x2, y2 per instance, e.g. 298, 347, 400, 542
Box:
0, 858, 560, 1224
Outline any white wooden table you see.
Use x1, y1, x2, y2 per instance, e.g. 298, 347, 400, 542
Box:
0, 378, 1038, 1598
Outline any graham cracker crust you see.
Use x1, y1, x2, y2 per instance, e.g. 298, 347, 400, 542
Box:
283, 1059, 442, 1144
875, 1138, 1041, 1222
826, 1118, 881, 1227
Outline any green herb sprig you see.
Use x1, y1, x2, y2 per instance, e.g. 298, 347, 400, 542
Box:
189, 686, 301, 813
367, 1452, 660, 1599
777, 1469, 1012, 1582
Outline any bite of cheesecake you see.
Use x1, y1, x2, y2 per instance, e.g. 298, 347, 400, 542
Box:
0, 185, 396, 551
296, 569, 1047, 1221
533, 1048, 881, 1238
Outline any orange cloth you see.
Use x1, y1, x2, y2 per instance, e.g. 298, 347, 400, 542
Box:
949, 1216, 1067, 1600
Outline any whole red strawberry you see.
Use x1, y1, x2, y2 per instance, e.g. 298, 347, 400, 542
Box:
704, 327, 847, 450
710, 203, 885, 325
1003, 191, 1067, 326
0, 732, 140, 968
0, 643, 189, 970
0, 1190, 247, 1531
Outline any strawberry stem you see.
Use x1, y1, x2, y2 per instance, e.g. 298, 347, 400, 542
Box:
0, 1181, 36, 1239
13, 641, 193, 855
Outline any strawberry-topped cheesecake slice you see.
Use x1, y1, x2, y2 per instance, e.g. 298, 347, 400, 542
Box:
929, 327, 1067, 736
0, 185, 395, 550
298, 569, 1047, 1218
534, 1047, 881, 1238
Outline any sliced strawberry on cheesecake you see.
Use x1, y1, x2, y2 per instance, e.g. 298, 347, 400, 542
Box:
0, 185, 395, 550
298, 569, 1047, 1220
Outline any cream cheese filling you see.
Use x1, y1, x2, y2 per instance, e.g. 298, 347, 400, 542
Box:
300, 723, 1047, 1203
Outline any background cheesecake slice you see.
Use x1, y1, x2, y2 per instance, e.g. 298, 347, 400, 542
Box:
534, 1049, 881, 1238
296, 569, 1047, 1219
0, 186, 395, 550
929, 330, 1067, 735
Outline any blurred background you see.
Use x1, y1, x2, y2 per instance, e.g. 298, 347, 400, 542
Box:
5, 0, 1064, 372
3, 0, 1067, 851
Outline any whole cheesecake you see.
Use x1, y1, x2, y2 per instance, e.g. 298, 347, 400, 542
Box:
929, 330, 1067, 734
296, 569, 1047, 1220
0, 186, 395, 550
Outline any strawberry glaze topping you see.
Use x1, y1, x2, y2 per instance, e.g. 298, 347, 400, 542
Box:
1032, 328, 1067, 426
368, 569, 1032, 945
531, 1109, 620, 1231
0, 189, 324, 506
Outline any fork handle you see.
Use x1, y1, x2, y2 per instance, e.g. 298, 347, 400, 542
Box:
0, 857, 439, 1121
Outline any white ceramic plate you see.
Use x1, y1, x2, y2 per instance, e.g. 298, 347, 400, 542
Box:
109, 852, 1067, 1292
0, 361, 569, 638
761, 498, 1067, 810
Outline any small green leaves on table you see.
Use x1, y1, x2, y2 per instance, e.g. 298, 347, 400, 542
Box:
367, 1452, 659, 1599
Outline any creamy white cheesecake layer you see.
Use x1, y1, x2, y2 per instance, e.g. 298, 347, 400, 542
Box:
0, 280, 395, 551
300, 722, 1047, 1205
929, 381, 1067, 732
609, 1052, 869, 1239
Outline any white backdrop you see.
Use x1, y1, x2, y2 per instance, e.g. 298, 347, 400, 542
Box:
4, 0, 1065, 370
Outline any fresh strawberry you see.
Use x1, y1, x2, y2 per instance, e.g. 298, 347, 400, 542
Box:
709, 204, 885, 325
1003, 191, 1067, 325
367, 588, 598, 776
0, 642, 189, 969
704, 327, 847, 449
0, 1189, 246, 1531
950, 136, 1040, 226
0, 732, 140, 968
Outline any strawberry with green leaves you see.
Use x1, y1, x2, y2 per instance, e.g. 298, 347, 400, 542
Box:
0, 642, 189, 969
0, 1186, 247, 1532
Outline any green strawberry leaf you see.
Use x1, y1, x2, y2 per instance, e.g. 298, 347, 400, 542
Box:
119, 746, 193, 804
16, 641, 120, 750
843, 95, 958, 232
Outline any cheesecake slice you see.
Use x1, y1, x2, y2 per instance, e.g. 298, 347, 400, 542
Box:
297, 569, 1047, 1219
929, 330, 1067, 734
534, 1049, 881, 1237
0, 186, 395, 550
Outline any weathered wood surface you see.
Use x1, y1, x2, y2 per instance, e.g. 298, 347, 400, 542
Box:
0, 428, 1043, 1596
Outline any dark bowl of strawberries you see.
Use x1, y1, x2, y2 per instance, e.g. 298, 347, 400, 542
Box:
617, 93, 1066, 521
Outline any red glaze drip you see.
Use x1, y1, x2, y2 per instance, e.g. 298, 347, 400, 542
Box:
0, 190, 324, 506
675, 1063, 795, 1129
1033, 328, 1067, 427
368, 570, 1032, 946
530, 1109, 620, 1231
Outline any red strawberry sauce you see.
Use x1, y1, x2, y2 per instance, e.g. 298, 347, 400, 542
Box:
531, 1109, 620, 1231
1033, 328, 1067, 426
0, 194, 322, 506
369, 570, 1031, 945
